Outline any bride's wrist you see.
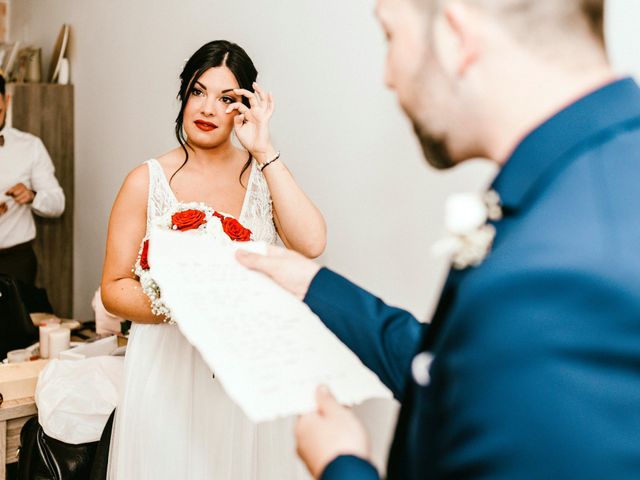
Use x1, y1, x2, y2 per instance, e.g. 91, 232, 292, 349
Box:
252, 145, 278, 166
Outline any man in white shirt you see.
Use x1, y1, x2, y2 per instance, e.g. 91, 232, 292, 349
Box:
0, 74, 65, 286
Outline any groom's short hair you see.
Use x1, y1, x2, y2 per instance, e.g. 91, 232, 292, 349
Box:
413, 0, 606, 49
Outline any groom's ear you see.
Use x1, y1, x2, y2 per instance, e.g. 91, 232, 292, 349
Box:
439, 1, 483, 77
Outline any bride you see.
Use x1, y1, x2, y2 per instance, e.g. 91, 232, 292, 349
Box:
101, 40, 326, 479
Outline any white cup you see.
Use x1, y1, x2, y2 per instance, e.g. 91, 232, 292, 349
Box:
7, 349, 30, 363
48, 328, 71, 359
39, 323, 61, 359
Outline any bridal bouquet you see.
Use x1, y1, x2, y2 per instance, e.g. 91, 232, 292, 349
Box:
134, 203, 252, 321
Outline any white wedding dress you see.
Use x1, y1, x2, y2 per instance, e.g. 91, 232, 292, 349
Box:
107, 159, 311, 479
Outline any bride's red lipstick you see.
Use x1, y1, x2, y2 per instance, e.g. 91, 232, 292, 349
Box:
194, 120, 218, 132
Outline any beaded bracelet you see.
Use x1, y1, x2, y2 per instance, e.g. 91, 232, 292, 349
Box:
259, 151, 281, 172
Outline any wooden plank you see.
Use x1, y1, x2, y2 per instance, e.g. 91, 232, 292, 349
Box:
0, 397, 36, 422
6, 415, 34, 463
0, 419, 6, 479
8, 83, 75, 317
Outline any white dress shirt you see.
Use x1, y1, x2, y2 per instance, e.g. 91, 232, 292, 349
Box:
0, 127, 65, 249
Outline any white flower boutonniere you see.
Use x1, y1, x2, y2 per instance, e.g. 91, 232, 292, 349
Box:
432, 190, 502, 270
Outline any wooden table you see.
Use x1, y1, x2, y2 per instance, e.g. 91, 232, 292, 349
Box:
0, 397, 37, 480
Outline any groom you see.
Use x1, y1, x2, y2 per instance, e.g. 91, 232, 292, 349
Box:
239, 0, 640, 478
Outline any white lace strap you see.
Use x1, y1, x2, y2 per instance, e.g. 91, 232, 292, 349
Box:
145, 159, 176, 231
241, 162, 277, 245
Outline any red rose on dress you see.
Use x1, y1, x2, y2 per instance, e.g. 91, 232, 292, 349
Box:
140, 239, 150, 270
220, 216, 252, 241
172, 209, 207, 231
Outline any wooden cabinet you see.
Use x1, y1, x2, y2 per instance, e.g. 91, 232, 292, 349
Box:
8, 83, 74, 317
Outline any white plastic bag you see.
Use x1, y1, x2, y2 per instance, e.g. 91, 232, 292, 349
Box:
35, 356, 124, 444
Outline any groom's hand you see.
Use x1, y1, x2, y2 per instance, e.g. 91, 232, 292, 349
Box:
235, 245, 321, 300
296, 386, 371, 478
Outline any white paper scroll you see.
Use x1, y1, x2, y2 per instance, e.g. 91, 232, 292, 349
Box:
148, 229, 392, 423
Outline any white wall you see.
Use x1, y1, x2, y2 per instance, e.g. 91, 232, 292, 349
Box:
606, 0, 640, 74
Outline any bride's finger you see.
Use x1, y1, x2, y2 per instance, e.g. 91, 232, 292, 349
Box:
253, 83, 265, 102
256, 84, 273, 115
253, 83, 271, 105
233, 88, 260, 108
234, 113, 246, 127
267, 92, 275, 116
226, 102, 249, 115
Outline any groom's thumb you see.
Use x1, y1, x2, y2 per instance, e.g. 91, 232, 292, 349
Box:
236, 249, 265, 269
316, 385, 340, 416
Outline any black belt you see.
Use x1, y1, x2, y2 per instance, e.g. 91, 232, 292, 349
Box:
0, 240, 34, 255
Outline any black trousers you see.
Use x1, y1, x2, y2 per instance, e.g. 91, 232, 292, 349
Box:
0, 241, 37, 286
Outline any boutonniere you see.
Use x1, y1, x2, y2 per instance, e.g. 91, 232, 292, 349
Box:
432, 190, 502, 270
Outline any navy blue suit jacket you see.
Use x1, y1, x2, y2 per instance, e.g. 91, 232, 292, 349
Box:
304, 78, 640, 479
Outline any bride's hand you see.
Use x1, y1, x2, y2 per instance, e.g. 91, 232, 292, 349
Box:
226, 82, 275, 160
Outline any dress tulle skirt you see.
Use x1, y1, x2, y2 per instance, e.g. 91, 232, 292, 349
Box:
107, 322, 310, 479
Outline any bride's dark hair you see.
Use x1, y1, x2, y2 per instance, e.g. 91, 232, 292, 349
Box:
171, 40, 258, 185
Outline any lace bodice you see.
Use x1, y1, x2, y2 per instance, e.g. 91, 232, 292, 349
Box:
145, 159, 277, 244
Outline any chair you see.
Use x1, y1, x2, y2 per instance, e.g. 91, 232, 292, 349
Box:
0, 274, 46, 360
